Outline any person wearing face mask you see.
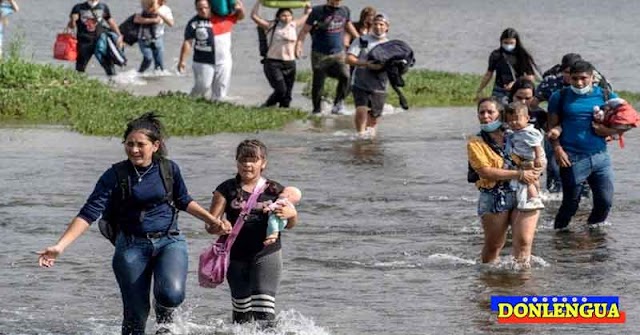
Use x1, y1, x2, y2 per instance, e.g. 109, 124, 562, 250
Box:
547, 60, 625, 232
37, 112, 229, 335
476, 28, 539, 104
467, 97, 542, 267
251, 1, 312, 108
346, 13, 390, 139
67, 0, 124, 76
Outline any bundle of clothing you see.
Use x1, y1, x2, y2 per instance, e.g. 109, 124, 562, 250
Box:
367, 39, 415, 110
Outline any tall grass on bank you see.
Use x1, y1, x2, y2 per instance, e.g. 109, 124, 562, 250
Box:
0, 59, 307, 136
296, 69, 640, 107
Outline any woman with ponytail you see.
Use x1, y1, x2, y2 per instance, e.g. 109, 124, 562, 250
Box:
37, 112, 228, 335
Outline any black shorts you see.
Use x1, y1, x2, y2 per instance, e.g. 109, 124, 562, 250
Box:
352, 86, 386, 118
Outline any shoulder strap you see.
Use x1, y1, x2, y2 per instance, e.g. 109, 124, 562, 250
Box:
158, 158, 174, 206
224, 177, 267, 249
501, 52, 517, 82
112, 160, 131, 203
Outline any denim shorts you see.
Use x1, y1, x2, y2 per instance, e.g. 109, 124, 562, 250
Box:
477, 190, 516, 216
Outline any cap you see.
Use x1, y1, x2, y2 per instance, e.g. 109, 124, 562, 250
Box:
373, 13, 390, 25
561, 53, 582, 70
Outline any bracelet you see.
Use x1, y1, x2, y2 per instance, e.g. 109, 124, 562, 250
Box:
518, 169, 524, 181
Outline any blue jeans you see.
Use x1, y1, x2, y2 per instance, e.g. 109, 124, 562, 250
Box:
554, 151, 614, 229
112, 232, 188, 335
138, 38, 164, 73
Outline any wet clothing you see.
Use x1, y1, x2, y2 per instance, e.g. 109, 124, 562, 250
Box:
263, 59, 296, 108
352, 86, 386, 118
306, 5, 351, 55
77, 158, 194, 334
113, 233, 188, 335
215, 177, 286, 323
467, 132, 513, 190
310, 51, 350, 113
228, 250, 282, 323
548, 85, 617, 229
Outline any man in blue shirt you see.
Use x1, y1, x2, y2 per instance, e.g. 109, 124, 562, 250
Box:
296, 0, 359, 115
548, 60, 625, 231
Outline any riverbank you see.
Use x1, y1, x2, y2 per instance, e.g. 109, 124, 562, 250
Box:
0, 59, 307, 136
2, 59, 640, 137
296, 69, 640, 107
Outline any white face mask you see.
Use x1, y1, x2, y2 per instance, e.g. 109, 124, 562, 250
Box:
502, 44, 515, 52
372, 31, 387, 39
570, 85, 592, 95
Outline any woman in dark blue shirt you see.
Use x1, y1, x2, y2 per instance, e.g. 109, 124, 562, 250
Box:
38, 112, 230, 335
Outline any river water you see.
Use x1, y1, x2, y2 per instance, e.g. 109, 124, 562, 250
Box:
2, 0, 640, 334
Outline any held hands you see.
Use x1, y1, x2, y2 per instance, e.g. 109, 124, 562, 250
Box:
205, 217, 232, 235
37, 245, 64, 268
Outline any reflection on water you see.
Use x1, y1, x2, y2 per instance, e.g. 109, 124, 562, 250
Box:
350, 140, 383, 166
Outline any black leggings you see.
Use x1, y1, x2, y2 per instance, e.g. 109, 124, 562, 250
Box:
76, 39, 115, 76
262, 59, 296, 108
227, 250, 282, 324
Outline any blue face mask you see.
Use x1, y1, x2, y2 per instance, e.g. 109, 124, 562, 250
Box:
502, 44, 516, 52
480, 120, 503, 132
570, 85, 592, 95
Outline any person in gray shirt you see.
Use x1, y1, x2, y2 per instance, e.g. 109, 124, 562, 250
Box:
346, 13, 390, 139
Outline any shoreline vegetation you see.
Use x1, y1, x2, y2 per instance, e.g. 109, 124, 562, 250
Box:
1, 59, 639, 136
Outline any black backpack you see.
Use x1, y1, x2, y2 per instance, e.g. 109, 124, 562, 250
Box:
119, 14, 140, 46
98, 158, 176, 245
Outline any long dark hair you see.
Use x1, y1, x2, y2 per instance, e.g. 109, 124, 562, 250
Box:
123, 111, 168, 159
500, 28, 539, 77
508, 78, 536, 103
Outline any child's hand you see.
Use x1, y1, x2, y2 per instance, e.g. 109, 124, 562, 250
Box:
263, 233, 278, 246
533, 158, 543, 168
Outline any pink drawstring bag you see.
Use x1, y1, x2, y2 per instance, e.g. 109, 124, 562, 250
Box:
198, 178, 267, 288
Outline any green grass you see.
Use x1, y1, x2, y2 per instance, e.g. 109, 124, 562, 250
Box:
0, 59, 307, 136
296, 69, 487, 107
296, 69, 640, 107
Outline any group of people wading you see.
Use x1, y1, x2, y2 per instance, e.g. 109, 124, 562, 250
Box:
470, 27, 633, 268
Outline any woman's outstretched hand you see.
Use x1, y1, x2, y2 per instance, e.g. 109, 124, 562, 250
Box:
37, 245, 64, 268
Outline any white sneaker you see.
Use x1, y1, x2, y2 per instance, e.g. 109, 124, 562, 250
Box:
331, 100, 346, 115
